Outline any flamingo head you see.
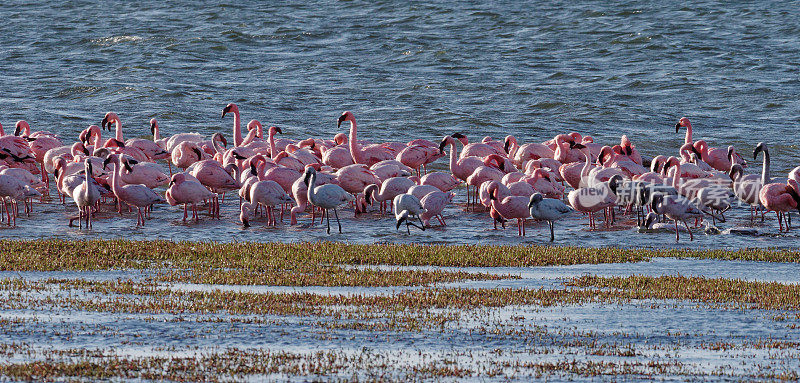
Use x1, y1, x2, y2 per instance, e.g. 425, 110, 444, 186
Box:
663, 156, 681, 176
437, 136, 452, 154
451, 133, 468, 146
607, 174, 623, 195
483, 154, 505, 171
503, 135, 517, 154
245, 120, 261, 132
675, 117, 691, 132
650, 155, 666, 173
240, 202, 251, 227
212, 133, 228, 148
191, 147, 204, 161
102, 153, 119, 170
149, 118, 158, 133
169, 173, 186, 187
364, 184, 379, 205
753, 142, 766, 160
13, 120, 30, 137
333, 133, 347, 145
337, 111, 355, 128
302, 166, 316, 186
222, 103, 238, 118
643, 212, 658, 229
101, 112, 119, 131
528, 193, 543, 208
728, 164, 744, 181
597, 146, 614, 166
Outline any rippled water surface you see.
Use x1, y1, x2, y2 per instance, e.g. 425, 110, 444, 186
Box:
1, 1, 799, 248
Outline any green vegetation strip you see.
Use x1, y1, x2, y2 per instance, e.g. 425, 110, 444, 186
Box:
154, 267, 512, 287
568, 275, 800, 310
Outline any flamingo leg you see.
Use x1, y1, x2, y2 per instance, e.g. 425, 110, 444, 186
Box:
325, 208, 331, 234
683, 220, 694, 241
183, 204, 188, 222
334, 207, 342, 233
674, 220, 680, 242
549, 221, 555, 242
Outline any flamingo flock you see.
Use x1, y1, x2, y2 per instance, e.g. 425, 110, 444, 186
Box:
0, 106, 796, 242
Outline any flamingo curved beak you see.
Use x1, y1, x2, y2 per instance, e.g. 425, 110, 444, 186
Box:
222, 105, 232, 118
674, 122, 681, 133
337, 114, 346, 129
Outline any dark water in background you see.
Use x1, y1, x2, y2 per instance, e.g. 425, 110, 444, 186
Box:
1, 1, 799, 248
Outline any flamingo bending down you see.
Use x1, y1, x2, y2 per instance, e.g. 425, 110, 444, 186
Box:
393, 193, 427, 234
528, 193, 573, 242
650, 194, 705, 242
364, 177, 415, 215
419, 191, 453, 227
304, 167, 353, 234
72, 159, 101, 229
247, 180, 294, 226
488, 182, 530, 236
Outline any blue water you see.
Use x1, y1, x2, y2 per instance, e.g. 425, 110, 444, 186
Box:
1, 1, 800, 248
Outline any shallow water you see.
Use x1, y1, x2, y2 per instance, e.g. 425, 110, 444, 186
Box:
2, 1, 800, 248
2, 258, 799, 380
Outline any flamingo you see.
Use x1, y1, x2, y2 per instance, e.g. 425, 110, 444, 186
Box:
221, 103, 245, 147
104, 154, 165, 226
408, 184, 440, 200
247, 180, 293, 226
487, 182, 530, 236
165, 173, 216, 222
364, 177, 416, 214
123, 119, 170, 161
419, 191, 453, 227
651, 192, 709, 242
72, 159, 101, 229
528, 193, 573, 241
100, 113, 149, 161
456, 134, 505, 159
504, 136, 554, 168
393, 193, 426, 234
304, 167, 353, 234
335, 164, 381, 194
337, 111, 395, 166
694, 140, 746, 172
419, 171, 460, 192
118, 156, 169, 189
14, 120, 62, 187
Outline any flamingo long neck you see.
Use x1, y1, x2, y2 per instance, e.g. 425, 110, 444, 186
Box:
684, 122, 692, 144
580, 151, 591, 178
153, 123, 160, 140
233, 109, 242, 147
0, 123, 4, 136
348, 119, 365, 164
761, 148, 771, 185
448, 140, 459, 174
269, 129, 277, 157
672, 162, 681, 189
110, 161, 123, 196
306, 172, 317, 204
114, 119, 123, 142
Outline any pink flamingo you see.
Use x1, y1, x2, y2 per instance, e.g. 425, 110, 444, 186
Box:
694, 140, 745, 172
456, 134, 505, 159
123, 119, 170, 161
487, 182, 530, 236
335, 164, 381, 194
438, 134, 484, 183
118, 156, 169, 189
14, 121, 62, 187
420, 171, 461, 192
221, 103, 245, 147
408, 184, 440, 200
553, 134, 583, 163
675, 117, 694, 144
567, 177, 617, 230
189, 157, 240, 218
104, 154, 165, 226
420, 191, 454, 227
396, 144, 443, 176
364, 176, 416, 214
465, 155, 506, 206
72, 159, 102, 229
246, 180, 293, 226
100, 113, 149, 161
166, 173, 216, 222
650, 193, 706, 242
504, 136, 554, 168
290, 165, 338, 225
337, 111, 395, 166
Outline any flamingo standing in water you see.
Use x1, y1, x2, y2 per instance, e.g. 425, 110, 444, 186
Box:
14, 121, 62, 188
165, 173, 216, 222
104, 154, 165, 226
72, 159, 101, 229
487, 182, 530, 236
419, 191, 453, 227
304, 167, 353, 234
528, 193, 573, 241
